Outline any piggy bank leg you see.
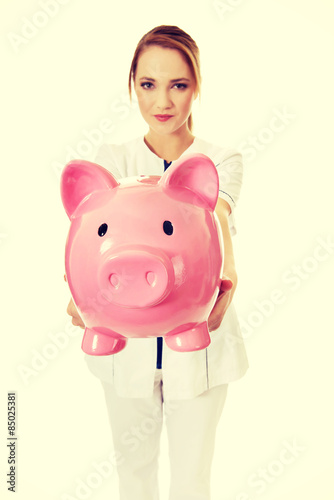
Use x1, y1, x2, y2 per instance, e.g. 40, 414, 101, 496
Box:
82, 327, 127, 356
165, 322, 211, 352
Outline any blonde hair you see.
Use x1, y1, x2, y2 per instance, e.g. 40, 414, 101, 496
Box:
128, 25, 201, 132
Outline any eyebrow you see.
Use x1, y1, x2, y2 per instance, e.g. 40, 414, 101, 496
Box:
139, 77, 191, 83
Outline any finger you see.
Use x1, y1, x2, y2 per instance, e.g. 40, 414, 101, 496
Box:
66, 303, 74, 316
72, 318, 85, 329
220, 277, 233, 293
209, 319, 221, 332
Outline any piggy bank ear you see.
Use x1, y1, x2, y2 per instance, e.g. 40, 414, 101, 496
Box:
61, 159, 119, 218
160, 153, 219, 210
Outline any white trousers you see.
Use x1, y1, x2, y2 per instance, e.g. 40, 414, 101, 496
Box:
101, 369, 228, 500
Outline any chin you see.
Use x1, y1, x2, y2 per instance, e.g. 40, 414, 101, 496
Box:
151, 122, 185, 137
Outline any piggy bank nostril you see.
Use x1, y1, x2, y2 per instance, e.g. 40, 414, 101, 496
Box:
100, 252, 172, 308
109, 273, 120, 289
146, 271, 157, 287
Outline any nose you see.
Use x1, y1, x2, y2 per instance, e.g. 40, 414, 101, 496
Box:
156, 89, 173, 111
98, 249, 174, 308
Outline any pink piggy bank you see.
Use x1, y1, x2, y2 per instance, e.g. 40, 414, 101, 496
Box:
61, 153, 224, 355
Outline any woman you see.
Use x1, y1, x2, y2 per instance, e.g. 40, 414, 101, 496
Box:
66, 25, 248, 500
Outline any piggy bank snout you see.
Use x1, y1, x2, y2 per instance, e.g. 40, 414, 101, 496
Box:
98, 249, 174, 308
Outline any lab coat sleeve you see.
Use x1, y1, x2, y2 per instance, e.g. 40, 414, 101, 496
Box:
215, 149, 243, 235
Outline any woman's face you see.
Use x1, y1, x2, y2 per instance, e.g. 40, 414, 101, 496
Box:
134, 45, 198, 137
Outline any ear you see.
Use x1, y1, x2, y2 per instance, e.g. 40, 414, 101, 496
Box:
60, 159, 119, 219
160, 153, 219, 210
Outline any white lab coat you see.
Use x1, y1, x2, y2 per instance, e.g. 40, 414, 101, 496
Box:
85, 136, 248, 399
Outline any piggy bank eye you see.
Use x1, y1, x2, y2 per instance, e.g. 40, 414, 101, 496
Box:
163, 220, 173, 236
98, 223, 108, 237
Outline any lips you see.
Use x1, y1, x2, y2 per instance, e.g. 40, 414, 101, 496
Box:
154, 114, 173, 122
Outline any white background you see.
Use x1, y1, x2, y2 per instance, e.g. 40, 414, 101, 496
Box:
1, 0, 334, 499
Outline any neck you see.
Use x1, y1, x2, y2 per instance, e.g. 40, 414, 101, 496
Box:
144, 126, 195, 163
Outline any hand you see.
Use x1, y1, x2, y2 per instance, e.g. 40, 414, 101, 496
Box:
64, 274, 85, 329
208, 272, 236, 332
210, 198, 238, 332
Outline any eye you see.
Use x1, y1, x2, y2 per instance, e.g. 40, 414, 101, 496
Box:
163, 220, 173, 236
98, 223, 108, 237
173, 83, 188, 90
140, 82, 154, 89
